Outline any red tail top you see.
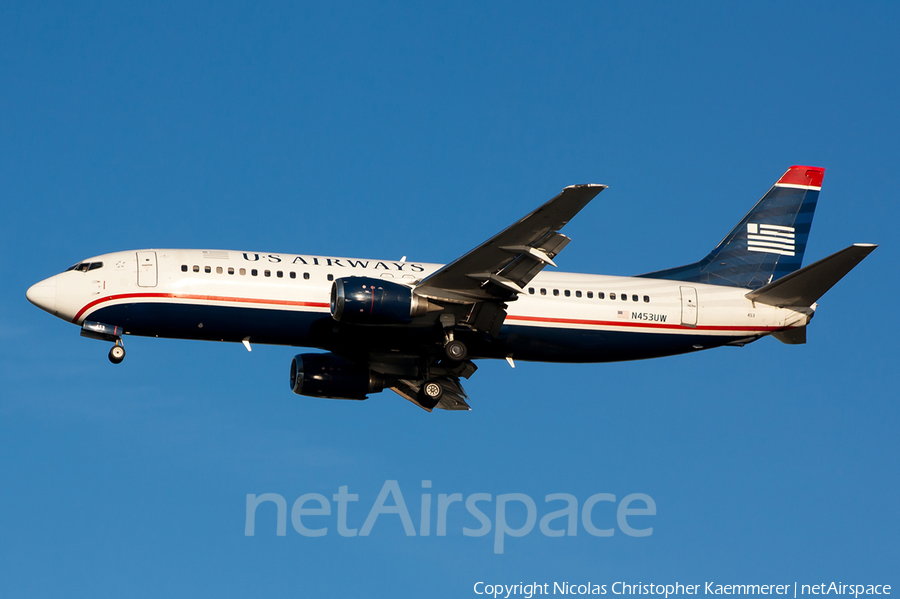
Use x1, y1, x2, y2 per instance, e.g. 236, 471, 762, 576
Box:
777, 165, 825, 189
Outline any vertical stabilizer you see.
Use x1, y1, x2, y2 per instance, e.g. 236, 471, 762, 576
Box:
639, 166, 824, 289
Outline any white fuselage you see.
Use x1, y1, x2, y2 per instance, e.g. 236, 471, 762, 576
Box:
27, 249, 812, 363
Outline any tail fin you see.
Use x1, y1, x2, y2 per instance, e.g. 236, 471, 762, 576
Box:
639, 165, 824, 289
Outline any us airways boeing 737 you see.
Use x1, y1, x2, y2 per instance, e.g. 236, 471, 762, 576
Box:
27, 166, 875, 411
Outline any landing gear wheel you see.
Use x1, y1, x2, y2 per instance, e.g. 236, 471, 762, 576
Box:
419, 380, 444, 407
109, 345, 126, 364
444, 339, 468, 361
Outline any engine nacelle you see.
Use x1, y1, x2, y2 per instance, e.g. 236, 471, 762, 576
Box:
330, 276, 430, 324
289, 353, 384, 400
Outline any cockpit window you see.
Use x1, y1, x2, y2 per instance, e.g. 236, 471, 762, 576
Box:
66, 262, 103, 272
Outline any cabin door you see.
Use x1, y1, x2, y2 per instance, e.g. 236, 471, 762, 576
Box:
680, 286, 698, 327
136, 251, 158, 287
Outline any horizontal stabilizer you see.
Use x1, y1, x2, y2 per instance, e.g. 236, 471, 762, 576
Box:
746, 244, 877, 307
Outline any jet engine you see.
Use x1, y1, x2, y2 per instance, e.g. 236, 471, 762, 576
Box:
289, 353, 384, 400
330, 276, 432, 324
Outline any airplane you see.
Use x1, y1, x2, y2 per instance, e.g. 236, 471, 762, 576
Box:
26, 165, 876, 412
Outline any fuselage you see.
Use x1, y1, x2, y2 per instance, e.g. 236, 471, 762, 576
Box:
26, 249, 812, 363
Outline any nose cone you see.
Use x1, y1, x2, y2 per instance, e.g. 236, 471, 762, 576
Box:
26, 278, 57, 314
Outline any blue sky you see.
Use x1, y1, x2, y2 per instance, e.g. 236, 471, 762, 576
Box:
2, 2, 898, 597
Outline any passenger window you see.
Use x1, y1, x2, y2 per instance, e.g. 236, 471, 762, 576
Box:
553, 289, 559, 296
610, 293, 615, 300
251, 269, 258, 276
193, 265, 199, 273
621, 294, 628, 301
643, 295, 650, 303
303, 273, 310, 280
181, 264, 188, 272
528, 287, 535, 295
216, 266, 223, 274
632, 294, 638, 302
228, 267, 235, 275
587, 291, 593, 298
540, 288, 547, 296
290, 272, 296, 279
264, 270, 271, 277
327, 274, 334, 281
575, 290, 582, 298
564, 290, 571, 297
277, 271, 283, 278
239, 268, 246, 275
204, 266, 211, 273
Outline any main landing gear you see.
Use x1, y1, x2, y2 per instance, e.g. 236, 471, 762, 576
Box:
418, 379, 444, 409
108, 341, 126, 364
422, 380, 443, 402
444, 339, 467, 361
440, 313, 468, 362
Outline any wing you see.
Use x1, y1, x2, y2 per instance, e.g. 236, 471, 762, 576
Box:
331, 184, 607, 412
414, 184, 606, 304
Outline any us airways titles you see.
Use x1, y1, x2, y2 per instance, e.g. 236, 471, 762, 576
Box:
241, 253, 426, 273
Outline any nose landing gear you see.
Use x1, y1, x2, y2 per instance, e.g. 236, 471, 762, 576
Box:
108, 342, 126, 364
81, 321, 127, 364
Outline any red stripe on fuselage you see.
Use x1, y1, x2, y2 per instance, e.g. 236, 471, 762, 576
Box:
74, 293, 785, 335
73, 293, 330, 323
505, 314, 784, 333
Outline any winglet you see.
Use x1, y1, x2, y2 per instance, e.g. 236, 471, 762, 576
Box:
777, 165, 825, 190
